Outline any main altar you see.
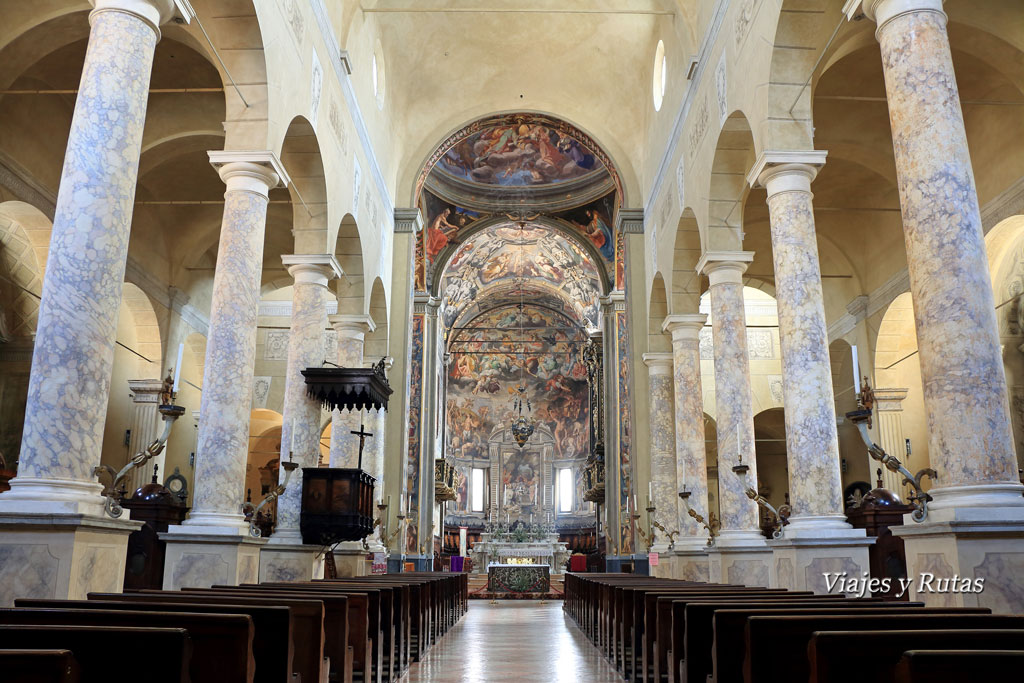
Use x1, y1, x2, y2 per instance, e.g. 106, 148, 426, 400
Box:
472, 521, 570, 574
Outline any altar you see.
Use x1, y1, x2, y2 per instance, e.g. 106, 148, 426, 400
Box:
472, 532, 569, 574
487, 563, 551, 594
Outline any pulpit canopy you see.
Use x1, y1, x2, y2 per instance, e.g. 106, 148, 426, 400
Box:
302, 358, 393, 412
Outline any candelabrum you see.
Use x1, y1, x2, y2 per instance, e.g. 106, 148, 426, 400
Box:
383, 509, 406, 548
731, 457, 791, 539
95, 403, 186, 518
678, 488, 720, 546
241, 459, 298, 538
845, 404, 936, 522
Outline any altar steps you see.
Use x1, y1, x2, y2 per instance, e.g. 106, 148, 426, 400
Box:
467, 573, 565, 600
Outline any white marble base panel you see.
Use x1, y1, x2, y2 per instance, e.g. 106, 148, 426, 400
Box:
160, 531, 266, 589
259, 540, 325, 582
766, 529, 874, 595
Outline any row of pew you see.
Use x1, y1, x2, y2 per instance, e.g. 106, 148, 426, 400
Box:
563, 573, 1024, 682
0, 571, 468, 683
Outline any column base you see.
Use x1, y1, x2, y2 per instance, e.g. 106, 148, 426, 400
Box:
260, 537, 325, 582
331, 542, 371, 576
0, 478, 108, 517
706, 530, 772, 586
0, 512, 142, 606
160, 527, 266, 589
892, 502, 1024, 614
766, 526, 873, 594
672, 538, 711, 582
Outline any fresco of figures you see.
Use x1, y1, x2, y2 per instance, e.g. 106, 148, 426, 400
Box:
440, 224, 602, 330
446, 304, 591, 482
437, 122, 605, 187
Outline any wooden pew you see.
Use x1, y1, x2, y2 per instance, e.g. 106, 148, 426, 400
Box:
0, 607, 253, 683
0, 625, 191, 683
661, 596, 859, 683
809, 630, 1024, 683
894, 648, 1024, 683
197, 584, 371, 683
742, 612, 1024, 683
0, 649, 79, 683
94, 590, 326, 683
20, 598, 295, 683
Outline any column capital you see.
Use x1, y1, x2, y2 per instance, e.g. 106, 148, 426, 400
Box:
90, 0, 194, 36
209, 150, 289, 195
874, 387, 910, 410
662, 313, 708, 341
282, 254, 342, 285
747, 150, 827, 198
642, 352, 674, 373
696, 250, 754, 285
848, 0, 946, 33
394, 208, 424, 233
615, 208, 644, 234
128, 379, 164, 403
329, 313, 376, 337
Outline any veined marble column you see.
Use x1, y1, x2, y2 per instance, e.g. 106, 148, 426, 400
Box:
0, 0, 184, 516
327, 314, 375, 468
697, 252, 770, 586
643, 352, 676, 559
857, 0, 1024, 612
663, 314, 712, 580
161, 151, 288, 590
272, 255, 338, 542
748, 154, 871, 593
749, 154, 846, 530
862, 0, 1022, 509
127, 379, 165, 493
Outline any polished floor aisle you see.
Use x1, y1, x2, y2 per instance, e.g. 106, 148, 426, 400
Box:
403, 601, 622, 682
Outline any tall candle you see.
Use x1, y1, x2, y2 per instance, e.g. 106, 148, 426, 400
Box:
736, 422, 742, 454
172, 342, 184, 393
851, 345, 861, 395
290, 418, 296, 454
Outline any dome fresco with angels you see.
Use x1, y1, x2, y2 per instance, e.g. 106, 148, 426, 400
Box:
439, 223, 603, 331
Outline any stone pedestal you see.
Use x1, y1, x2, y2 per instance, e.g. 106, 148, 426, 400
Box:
706, 532, 774, 586
893, 508, 1024, 613
673, 538, 711, 582
0, 513, 142, 606
767, 526, 873, 594
331, 542, 371, 576
259, 539, 325, 582
160, 530, 265, 589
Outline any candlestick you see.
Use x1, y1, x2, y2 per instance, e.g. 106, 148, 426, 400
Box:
852, 345, 861, 395
172, 343, 184, 393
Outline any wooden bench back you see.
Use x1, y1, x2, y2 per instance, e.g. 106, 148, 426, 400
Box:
894, 647, 1024, 683
0, 648, 79, 683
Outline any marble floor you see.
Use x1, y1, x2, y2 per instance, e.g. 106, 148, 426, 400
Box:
403, 601, 622, 682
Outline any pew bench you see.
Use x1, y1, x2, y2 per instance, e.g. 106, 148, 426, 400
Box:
0, 649, 79, 683
894, 648, 1024, 683
0, 624, 191, 683
808, 629, 1024, 683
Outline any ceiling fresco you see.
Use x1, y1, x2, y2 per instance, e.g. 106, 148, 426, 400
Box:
439, 224, 603, 331
437, 121, 605, 187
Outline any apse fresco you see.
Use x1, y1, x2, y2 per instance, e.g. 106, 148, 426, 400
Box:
557, 193, 617, 263
440, 224, 602, 330
437, 122, 604, 187
446, 304, 591, 469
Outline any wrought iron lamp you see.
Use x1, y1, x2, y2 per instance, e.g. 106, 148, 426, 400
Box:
678, 487, 720, 546
95, 403, 186, 518
242, 458, 298, 538
845, 379, 935, 522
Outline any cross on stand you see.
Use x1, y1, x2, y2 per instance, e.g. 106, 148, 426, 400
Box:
352, 422, 373, 470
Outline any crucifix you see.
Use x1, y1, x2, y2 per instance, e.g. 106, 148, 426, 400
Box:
352, 422, 374, 470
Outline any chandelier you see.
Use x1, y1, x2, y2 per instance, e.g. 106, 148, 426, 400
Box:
508, 224, 537, 448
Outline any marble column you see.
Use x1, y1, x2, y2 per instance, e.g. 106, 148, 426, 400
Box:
161, 151, 288, 590
127, 379, 165, 493
697, 252, 770, 586
327, 314, 374, 468
0, 0, 181, 516
643, 353, 676, 573
663, 314, 711, 581
261, 255, 337, 580
859, 0, 1024, 612
748, 153, 871, 592
0, 0, 187, 607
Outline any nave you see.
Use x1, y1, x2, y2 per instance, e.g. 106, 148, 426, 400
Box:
405, 602, 620, 683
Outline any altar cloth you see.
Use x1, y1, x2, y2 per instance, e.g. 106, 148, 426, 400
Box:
487, 563, 551, 593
